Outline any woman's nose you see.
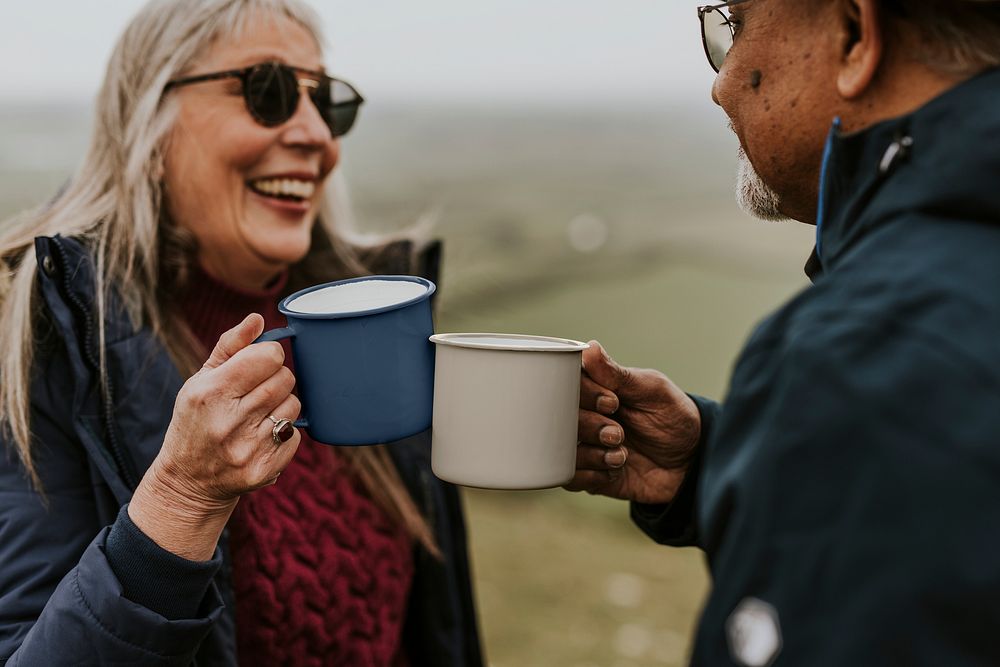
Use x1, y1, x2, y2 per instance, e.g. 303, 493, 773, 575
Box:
282, 84, 332, 147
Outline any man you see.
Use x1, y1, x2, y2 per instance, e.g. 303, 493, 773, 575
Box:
569, 1, 1000, 664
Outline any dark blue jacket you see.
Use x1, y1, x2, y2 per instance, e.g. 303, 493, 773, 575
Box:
0, 236, 482, 666
634, 68, 1000, 665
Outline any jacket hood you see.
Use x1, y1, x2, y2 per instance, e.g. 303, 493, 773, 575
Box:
811, 66, 1000, 277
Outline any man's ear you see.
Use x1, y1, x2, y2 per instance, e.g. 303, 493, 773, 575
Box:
837, 0, 884, 99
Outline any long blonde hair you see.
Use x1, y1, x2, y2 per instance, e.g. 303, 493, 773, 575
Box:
0, 0, 437, 553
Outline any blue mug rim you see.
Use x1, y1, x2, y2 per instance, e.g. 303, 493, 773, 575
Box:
277, 275, 436, 320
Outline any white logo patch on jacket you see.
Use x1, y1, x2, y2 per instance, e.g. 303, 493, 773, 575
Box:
726, 597, 783, 666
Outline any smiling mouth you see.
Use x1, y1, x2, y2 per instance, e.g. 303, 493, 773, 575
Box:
247, 178, 316, 203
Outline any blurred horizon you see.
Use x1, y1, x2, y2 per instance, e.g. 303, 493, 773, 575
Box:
2, 0, 712, 107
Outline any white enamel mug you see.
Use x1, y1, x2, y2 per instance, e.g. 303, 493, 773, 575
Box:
429, 333, 589, 489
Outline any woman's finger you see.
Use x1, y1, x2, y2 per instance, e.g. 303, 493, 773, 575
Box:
202, 313, 265, 371
240, 365, 296, 419
248, 393, 302, 488
266, 394, 301, 456
212, 340, 287, 398
256, 392, 302, 443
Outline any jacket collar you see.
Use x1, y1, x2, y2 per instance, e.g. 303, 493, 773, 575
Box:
807, 66, 1000, 280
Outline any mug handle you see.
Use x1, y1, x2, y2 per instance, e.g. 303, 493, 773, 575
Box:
255, 326, 295, 344
253, 326, 309, 430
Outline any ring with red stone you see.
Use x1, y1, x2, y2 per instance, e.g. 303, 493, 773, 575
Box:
267, 415, 295, 445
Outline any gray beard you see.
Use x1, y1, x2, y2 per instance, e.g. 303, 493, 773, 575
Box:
736, 146, 788, 222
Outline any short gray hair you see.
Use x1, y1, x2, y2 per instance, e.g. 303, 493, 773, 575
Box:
881, 0, 1000, 74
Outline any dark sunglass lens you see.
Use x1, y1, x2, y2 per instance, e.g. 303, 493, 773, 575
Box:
703, 7, 734, 71
324, 104, 360, 138
314, 79, 362, 137
246, 64, 298, 126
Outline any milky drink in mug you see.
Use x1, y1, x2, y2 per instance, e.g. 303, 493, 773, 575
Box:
255, 276, 436, 445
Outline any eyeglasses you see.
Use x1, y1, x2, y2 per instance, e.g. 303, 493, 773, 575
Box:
698, 0, 751, 72
165, 61, 364, 138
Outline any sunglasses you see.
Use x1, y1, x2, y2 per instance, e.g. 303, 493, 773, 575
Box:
697, 0, 751, 72
165, 61, 364, 137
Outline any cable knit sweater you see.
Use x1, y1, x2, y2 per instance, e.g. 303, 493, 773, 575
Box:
183, 267, 414, 667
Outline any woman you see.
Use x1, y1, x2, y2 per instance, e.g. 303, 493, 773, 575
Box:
0, 0, 481, 664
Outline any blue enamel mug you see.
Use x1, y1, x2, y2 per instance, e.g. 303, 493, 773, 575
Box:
254, 275, 436, 446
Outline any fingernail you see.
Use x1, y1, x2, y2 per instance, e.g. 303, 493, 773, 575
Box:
600, 425, 624, 446
604, 447, 627, 469
596, 395, 618, 415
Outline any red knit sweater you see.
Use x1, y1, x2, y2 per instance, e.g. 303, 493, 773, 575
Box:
182, 267, 414, 667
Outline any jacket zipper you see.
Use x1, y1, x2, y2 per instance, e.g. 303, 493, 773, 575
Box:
50, 238, 139, 490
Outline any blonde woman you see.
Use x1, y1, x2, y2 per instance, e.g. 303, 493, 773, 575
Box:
0, 0, 481, 664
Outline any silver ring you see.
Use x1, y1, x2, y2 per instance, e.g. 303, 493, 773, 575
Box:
267, 415, 293, 445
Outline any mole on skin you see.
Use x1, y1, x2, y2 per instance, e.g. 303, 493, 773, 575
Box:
750, 70, 763, 88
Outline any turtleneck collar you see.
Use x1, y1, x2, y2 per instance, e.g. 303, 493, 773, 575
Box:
807, 66, 1000, 281
182, 262, 290, 356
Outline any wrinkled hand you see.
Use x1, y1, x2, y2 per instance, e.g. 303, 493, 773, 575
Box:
130, 314, 303, 560
565, 341, 700, 505
151, 313, 302, 509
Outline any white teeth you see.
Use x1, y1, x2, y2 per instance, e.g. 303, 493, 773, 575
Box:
250, 178, 316, 199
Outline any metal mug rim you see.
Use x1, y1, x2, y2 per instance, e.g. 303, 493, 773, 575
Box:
429, 332, 589, 352
277, 275, 436, 320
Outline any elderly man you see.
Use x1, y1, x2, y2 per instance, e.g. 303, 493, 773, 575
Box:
570, 1, 1000, 664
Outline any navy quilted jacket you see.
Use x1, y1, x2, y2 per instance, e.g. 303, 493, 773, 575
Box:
0, 235, 482, 666
634, 68, 1000, 665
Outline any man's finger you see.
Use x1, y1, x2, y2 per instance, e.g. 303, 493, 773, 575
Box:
578, 409, 624, 448
202, 314, 266, 371
580, 374, 619, 415
582, 340, 634, 395
563, 469, 615, 494
576, 443, 628, 471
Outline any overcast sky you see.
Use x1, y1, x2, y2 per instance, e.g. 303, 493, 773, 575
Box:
1, 1, 717, 109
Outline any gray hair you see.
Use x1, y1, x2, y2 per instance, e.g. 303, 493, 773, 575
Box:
881, 0, 1000, 75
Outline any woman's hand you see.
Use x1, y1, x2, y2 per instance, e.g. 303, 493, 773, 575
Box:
129, 314, 301, 560
565, 341, 700, 506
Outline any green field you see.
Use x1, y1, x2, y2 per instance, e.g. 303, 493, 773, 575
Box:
1, 102, 815, 665
439, 217, 810, 666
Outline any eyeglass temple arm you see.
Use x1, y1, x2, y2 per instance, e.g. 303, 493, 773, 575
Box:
699, 0, 751, 11
165, 68, 248, 91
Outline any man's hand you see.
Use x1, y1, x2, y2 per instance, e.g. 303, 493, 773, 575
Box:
565, 341, 701, 505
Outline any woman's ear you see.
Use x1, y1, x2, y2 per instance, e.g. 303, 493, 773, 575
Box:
837, 0, 885, 99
